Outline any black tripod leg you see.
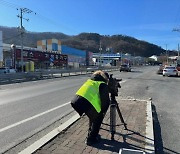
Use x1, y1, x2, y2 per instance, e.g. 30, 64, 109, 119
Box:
115, 102, 127, 130
110, 104, 116, 140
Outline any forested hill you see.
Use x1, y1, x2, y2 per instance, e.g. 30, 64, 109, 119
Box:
0, 26, 165, 57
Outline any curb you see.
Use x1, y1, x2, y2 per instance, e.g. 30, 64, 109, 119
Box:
18, 114, 80, 154
145, 100, 155, 153
18, 99, 155, 154
119, 98, 155, 153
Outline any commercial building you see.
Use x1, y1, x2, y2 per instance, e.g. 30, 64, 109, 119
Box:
61, 45, 86, 68
37, 39, 61, 53
1, 43, 68, 71
92, 53, 121, 66
0, 36, 93, 70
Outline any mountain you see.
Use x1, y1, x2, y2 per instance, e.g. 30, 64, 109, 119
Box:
0, 26, 165, 57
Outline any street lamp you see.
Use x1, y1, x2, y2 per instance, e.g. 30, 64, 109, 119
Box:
11, 44, 16, 70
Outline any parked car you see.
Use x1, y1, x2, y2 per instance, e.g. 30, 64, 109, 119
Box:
120, 64, 131, 72
163, 66, 178, 77
0, 67, 10, 74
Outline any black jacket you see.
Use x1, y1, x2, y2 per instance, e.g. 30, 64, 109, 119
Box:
71, 74, 110, 120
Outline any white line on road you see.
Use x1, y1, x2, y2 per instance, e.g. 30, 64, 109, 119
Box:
0, 102, 71, 133
0, 80, 127, 133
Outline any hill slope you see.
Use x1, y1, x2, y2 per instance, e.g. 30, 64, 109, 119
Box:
0, 26, 165, 57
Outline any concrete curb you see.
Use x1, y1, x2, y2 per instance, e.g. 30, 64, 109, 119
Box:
18, 114, 80, 154
18, 99, 155, 154
145, 101, 155, 153
119, 98, 155, 153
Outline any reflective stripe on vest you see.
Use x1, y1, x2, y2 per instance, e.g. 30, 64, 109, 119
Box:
76, 79, 105, 113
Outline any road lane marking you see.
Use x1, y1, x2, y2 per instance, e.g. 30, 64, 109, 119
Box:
0, 102, 71, 133
0, 80, 127, 133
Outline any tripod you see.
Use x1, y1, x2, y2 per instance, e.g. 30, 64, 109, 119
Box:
110, 93, 127, 140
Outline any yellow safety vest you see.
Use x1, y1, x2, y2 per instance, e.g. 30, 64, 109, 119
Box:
76, 79, 105, 113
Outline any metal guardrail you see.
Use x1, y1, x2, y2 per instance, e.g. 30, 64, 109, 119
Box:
0, 67, 119, 85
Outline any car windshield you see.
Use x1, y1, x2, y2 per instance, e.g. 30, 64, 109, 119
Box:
165, 67, 176, 69
121, 65, 128, 67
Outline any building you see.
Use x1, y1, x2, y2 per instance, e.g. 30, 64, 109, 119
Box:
1, 36, 92, 70
61, 45, 87, 68
37, 39, 61, 53
37, 39, 91, 68
149, 55, 158, 61
1, 43, 68, 71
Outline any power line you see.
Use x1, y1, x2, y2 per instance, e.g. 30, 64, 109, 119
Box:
0, 34, 21, 42
35, 13, 80, 34
0, 0, 79, 34
0, 0, 22, 9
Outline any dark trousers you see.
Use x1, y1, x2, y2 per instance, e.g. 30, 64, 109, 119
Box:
87, 112, 104, 139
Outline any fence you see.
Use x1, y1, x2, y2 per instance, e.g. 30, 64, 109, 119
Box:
0, 67, 118, 85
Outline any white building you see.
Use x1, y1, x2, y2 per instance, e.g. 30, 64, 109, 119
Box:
149, 55, 158, 61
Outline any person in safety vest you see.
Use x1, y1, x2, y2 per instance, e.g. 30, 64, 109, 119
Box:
71, 70, 110, 145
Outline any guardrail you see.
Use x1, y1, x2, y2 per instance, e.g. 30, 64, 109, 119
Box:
0, 67, 119, 85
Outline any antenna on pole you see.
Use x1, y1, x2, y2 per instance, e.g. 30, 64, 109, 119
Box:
17, 7, 36, 72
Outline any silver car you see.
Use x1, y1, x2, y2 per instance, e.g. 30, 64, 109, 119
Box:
162, 66, 178, 77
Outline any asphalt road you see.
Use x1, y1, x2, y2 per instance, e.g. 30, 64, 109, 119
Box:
0, 66, 180, 153
116, 66, 180, 154
0, 75, 89, 153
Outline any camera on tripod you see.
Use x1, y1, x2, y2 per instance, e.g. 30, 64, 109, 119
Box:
108, 74, 122, 96
107, 74, 127, 140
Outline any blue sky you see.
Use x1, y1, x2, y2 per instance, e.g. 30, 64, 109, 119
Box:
0, 0, 180, 50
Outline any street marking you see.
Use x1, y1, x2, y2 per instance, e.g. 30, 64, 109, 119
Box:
0, 102, 71, 133
0, 79, 127, 133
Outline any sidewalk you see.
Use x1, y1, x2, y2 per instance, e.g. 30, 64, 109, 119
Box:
33, 98, 154, 154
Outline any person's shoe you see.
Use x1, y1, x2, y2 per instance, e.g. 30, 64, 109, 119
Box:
85, 137, 100, 146
96, 134, 101, 140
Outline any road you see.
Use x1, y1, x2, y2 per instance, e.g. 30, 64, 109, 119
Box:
0, 66, 180, 153
117, 66, 180, 154
0, 75, 89, 153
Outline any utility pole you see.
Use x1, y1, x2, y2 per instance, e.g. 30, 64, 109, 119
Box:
173, 28, 180, 58
17, 8, 34, 72
99, 41, 102, 67
120, 51, 123, 65
165, 44, 168, 64
178, 43, 180, 57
